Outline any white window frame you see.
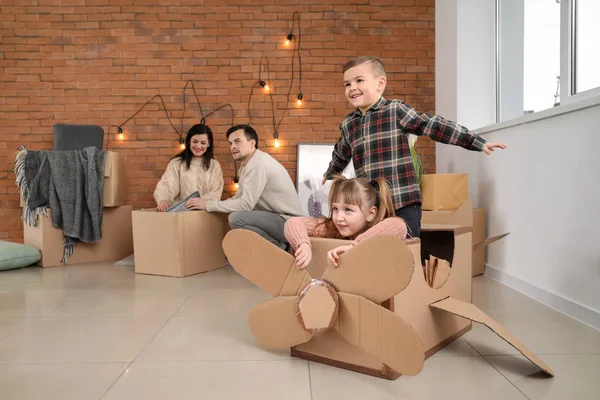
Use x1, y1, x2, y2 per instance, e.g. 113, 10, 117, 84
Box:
493, 0, 600, 126
560, 0, 600, 104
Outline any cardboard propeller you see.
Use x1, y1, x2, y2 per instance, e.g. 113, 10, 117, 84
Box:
222, 229, 426, 376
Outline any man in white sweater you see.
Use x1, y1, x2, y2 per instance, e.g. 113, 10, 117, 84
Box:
194, 125, 304, 250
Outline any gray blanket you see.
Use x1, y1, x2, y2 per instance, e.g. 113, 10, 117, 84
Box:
14, 146, 106, 263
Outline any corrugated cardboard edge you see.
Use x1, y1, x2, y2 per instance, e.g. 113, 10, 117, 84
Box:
473, 232, 510, 250
421, 198, 473, 227
429, 297, 555, 377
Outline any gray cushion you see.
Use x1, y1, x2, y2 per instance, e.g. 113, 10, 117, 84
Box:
53, 123, 104, 151
0, 241, 41, 271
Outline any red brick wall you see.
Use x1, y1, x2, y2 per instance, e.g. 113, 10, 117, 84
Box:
0, 0, 436, 243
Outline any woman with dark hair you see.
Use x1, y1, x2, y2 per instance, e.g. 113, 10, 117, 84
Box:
154, 124, 224, 211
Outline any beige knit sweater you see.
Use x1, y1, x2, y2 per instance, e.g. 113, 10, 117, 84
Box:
153, 157, 224, 205
206, 149, 303, 219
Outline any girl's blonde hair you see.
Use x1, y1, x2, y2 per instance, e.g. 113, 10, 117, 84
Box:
318, 175, 395, 237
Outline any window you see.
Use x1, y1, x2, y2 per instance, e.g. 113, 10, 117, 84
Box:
573, 0, 600, 94
523, 0, 562, 113
496, 0, 600, 123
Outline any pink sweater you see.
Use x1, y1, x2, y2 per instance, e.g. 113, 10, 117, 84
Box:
284, 217, 408, 251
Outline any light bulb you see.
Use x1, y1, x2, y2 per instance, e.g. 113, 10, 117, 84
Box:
297, 93, 303, 106
234, 182, 239, 190
297, 99, 302, 106
117, 126, 124, 140
118, 133, 124, 140
274, 139, 280, 147
180, 143, 185, 150
264, 84, 270, 92
285, 34, 294, 47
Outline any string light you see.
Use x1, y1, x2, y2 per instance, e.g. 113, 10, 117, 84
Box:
117, 126, 124, 140
179, 137, 185, 150
285, 33, 294, 46
297, 93, 303, 106
233, 174, 239, 190
260, 80, 270, 92
273, 131, 280, 147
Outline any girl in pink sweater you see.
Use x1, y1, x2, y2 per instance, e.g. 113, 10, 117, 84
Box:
284, 175, 407, 269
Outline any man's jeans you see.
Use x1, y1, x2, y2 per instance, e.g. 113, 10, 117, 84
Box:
228, 211, 289, 250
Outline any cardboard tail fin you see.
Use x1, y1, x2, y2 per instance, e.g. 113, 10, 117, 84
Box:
430, 297, 554, 377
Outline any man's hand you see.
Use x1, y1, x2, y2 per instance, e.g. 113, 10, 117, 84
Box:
294, 243, 312, 270
157, 201, 169, 212
483, 142, 507, 155
186, 198, 206, 210
327, 244, 354, 268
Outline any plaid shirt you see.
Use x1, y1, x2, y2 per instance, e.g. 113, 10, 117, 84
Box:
324, 97, 487, 210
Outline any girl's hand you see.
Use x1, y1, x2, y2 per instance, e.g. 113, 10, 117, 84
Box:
294, 243, 312, 270
157, 201, 169, 212
327, 244, 354, 268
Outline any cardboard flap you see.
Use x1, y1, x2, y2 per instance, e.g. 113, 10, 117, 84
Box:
321, 235, 414, 304
248, 296, 313, 348
103, 152, 112, 178
336, 292, 425, 376
222, 229, 312, 297
473, 232, 510, 250
429, 297, 554, 376
421, 198, 473, 227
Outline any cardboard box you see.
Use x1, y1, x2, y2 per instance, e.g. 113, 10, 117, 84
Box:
23, 206, 133, 267
423, 201, 509, 276
19, 150, 127, 208
422, 198, 473, 227
222, 226, 553, 380
421, 173, 468, 211
132, 210, 227, 277
292, 225, 472, 379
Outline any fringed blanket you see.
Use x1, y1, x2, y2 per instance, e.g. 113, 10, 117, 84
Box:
14, 146, 107, 263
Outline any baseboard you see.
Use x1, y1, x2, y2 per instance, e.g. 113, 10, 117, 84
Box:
484, 264, 600, 331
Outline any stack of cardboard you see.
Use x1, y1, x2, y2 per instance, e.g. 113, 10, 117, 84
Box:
420, 173, 509, 276
22, 151, 133, 267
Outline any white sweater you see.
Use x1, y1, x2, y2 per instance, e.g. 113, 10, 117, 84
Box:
154, 157, 224, 204
206, 149, 304, 219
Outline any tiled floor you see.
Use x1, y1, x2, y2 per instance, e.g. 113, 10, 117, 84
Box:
0, 262, 599, 399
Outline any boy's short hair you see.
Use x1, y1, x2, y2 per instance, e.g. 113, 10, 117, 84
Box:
226, 124, 259, 149
342, 56, 387, 78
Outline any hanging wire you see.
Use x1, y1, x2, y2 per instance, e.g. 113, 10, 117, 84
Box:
203, 103, 235, 126
117, 94, 181, 139
180, 80, 205, 134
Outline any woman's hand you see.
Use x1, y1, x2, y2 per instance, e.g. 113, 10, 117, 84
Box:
294, 243, 312, 270
327, 244, 354, 268
157, 201, 169, 212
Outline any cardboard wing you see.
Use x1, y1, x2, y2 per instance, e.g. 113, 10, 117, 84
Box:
472, 232, 510, 250
222, 229, 425, 376
430, 297, 554, 376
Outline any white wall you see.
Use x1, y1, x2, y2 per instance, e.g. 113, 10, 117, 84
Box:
436, 0, 600, 328
435, 104, 600, 328
435, 0, 496, 129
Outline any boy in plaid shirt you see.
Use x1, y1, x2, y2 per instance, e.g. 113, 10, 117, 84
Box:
322, 56, 506, 238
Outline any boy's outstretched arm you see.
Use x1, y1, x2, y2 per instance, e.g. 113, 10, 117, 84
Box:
397, 102, 506, 154
322, 129, 352, 184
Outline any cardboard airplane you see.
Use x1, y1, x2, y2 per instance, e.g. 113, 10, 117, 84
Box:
222, 229, 554, 378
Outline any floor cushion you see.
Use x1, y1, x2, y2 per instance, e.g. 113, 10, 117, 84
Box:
0, 241, 41, 271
